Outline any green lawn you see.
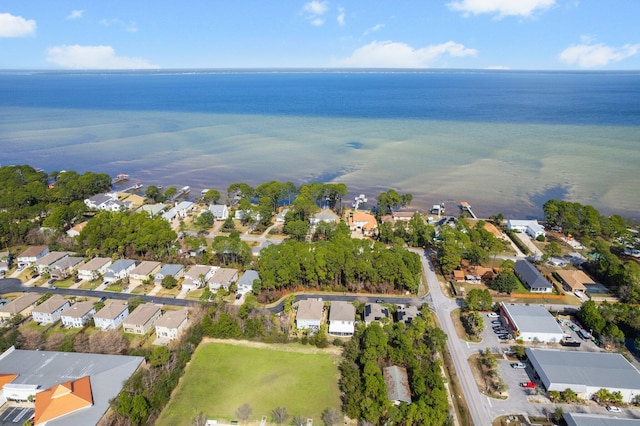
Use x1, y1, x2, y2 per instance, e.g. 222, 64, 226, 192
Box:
157, 342, 341, 425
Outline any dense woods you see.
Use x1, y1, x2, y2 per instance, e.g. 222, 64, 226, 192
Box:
339, 314, 450, 424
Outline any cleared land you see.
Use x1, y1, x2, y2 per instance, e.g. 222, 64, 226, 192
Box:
157, 340, 342, 425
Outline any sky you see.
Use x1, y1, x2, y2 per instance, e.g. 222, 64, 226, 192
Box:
1, 0, 639, 70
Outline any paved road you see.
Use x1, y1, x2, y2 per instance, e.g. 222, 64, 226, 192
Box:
0, 278, 199, 307
416, 249, 494, 426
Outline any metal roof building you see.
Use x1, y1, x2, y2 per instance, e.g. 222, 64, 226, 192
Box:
499, 303, 564, 343
563, 413, 640, 426
527, 348, 640, 402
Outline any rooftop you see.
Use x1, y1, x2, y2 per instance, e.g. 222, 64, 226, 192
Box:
32, 295, 69, 315
0, 293, 40, 315
237, 270, 259, 287
61, 302, 95, 319
94, 301, 128, 321
500, 303, 564, 335
563, 413, 640, 426
514, 260, 552, 289
124, 304, 161, 326
329, 301, 355, 322
209, 267, 238, 283
556, 269, 596, 292
35, 252, 68, 266
79, 257, 111, 271
297, 299, 324, 322
155, 309, 188, 329
383, 366, 411, 404
130, 261, 161, 276
18, 246, 48, 259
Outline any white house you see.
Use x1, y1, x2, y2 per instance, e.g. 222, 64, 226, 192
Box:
32, 295, 70, 325
275, 209, 290, 223
174, 201, 195, 218
296, 299, 324, 330
207, 267, 238, 291
309, 209, 340, 225
84, 193, 132, 212
154, 309, 189, 342
182, 265, 214, 291
61, 302, 96, 328
208, 204, 229, 220
35, 252, 69, 274
77, 257, 112, 281
507, 219, 546, 239
17, 246, 49, 269
328, 301, 355, 336
93, 301, 129, 330
237, 270, 259, 295
103, 259, 137, 284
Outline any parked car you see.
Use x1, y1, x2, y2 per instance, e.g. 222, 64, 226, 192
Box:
375, 299, 385, 303
48, 278, 56, 285
74, 277, 82, 283
520, 381, 536, 388
50, 286, 57, 290
99, 296, 107, 303
606, 406, 621, 413
511, 362, 526, 369
491, 320, 502, 324
487, 312, 499, 318
31, 273, 39, 279
497, 335, 509, 340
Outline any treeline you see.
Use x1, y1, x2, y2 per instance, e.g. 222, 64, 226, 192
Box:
586, 239, 640, 303
257, 236, 422, 298
377, 212, 433, 247
577, 300, 640, 349
0, 165, 110, 247
78, 210, 177, 259
339, 315, 450, 424
543, 199, 630, 242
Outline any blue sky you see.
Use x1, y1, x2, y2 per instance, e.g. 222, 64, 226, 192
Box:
1, 0, 639, 70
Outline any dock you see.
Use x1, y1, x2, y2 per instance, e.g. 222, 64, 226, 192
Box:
121, 182, 143, 192
460, 201, 477, 219
112, 173, 130, 185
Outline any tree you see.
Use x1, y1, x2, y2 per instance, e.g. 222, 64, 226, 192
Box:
271, 407, 289, 425
321, 408, 342, 426
164, 186, 177, 200
194, 210, 215, 230
376, 189, 412, 216
236, 403, 252, 423
553, 407, 563, 423
283, 219, 310, 242
492, 270, 519, 294
543, 241, 561, 261
192, 412, 208, 426
221, 216, 236, 232
162, 275, 178, 289
149, 346, 170, 367
291, 415, 306, 426
145, 185, 166, 203
464, 289, 493, 311
202, 189, 221, 204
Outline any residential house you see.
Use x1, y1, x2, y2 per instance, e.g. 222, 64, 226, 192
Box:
84, 192, 132, 212
452, 269, 465, 282
93, 301, 129, 330
348, 211, 378, 236
122, 304, 162, 335
17, 246, 49, 269
153, 264, 184, 285
129, 261, 161, 285
507, 220, 546, 239
32, 295, 70, 324
234, 209, 262, 222
397, 305, 419, 325
309, 209, 340, 225
0, 293, 40, 323
174, 201, 195, 218
61, 302, 96, 328
556, 269, 596, 294
182, 265, 214, 291
392, 211, 417, 222
364, 303, 390, 325
208, 267, 238, 291
136, 203, 167, 217
296, 299, 324, 330
237, 270, 259, 295
154, 309, 189, 341
66, 221, 88, 238
103, 259, 137, 284
35, 252, 69, 274
77, 257, 112, 281
161, 208, 178, 222
383, 366, 412, 405
50, 256, 83, 280
514, 260, 553, 293
328, 301, 355, 336
208, 204, 229, 220
275, 208, 290, 223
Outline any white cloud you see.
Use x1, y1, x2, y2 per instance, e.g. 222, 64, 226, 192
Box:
46, 45, 157, 69
304, 1, 328, 15
66, 10, 85, 20
337, 7, 345, 26
363, 24, 384, 36
0, 12, 36, 37
558, 42, 640, 68
448, 0, 555, 18
303, 1, 328, 26
100, 18, 138, 33
341, 40, 477, 68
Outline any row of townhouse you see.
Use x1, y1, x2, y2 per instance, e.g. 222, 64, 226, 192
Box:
295, 300, 420, 336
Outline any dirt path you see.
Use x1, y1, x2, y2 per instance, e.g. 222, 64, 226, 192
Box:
202, 337, 344, 356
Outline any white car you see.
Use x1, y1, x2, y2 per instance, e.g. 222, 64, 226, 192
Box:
606, 406, 622, 413
487, 312, 499, 318
511, 362, 526, 369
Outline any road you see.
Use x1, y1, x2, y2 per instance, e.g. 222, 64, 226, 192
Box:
416, 249, 494, 426
0, 278, 199, 307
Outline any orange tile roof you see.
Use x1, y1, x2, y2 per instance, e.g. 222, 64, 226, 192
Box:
0, 373, 18, 388
349, 211, 378, 230
34, 376, 93, 425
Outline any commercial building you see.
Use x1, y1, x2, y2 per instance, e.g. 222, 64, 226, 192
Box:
527, 348, 640, 403
499, 303, 564, 343
563, 413, 640, 426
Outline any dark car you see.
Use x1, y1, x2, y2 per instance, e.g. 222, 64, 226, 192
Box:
74, 278, 82, 283
375, 299, 385, 303
235, 293, 242, 300
31, 273, 39, 279
48, 278, 56, 285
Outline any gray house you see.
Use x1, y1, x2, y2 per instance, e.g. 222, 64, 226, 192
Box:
383, 366, 412, 405
514, 260, 552, 293
237, 270, 259, 295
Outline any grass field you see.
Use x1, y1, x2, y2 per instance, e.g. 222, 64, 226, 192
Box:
157, 341, 342, 425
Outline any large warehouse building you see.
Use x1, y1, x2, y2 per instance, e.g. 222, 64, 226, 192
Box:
527, 348, 640, 403
563, 413, 640, 426
499, 303, 564, 343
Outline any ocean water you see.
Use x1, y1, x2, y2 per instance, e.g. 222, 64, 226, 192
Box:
0, 70, 639, 218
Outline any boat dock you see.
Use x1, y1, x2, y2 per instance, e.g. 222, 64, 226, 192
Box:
459, 201, 477, 219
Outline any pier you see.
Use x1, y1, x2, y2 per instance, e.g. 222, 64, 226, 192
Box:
459, 201, 477, 219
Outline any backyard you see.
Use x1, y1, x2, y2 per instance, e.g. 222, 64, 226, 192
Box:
156, 340, 342, 425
